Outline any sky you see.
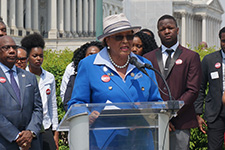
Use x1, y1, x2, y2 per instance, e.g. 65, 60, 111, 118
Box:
219, 0, 225, 27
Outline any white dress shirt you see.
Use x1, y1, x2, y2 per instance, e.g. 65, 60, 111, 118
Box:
161, 41, 179, 66
26, 67, 58, 130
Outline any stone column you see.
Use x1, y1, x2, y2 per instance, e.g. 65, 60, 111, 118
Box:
181, 12, 186, 46
77, 0, 83, 36
83, 0, 88, 36
25, 0, 32, 34
0, 0, 9, 34
9, 0, 18, 36
202, 14, 207, 43
89, 0, 94, 36
48, 0, 58, 39
65, 0, 71, 37
71, 0, 77, 37
33, 0, 39, 33
17, 0, 26, 36
58, 0, 64, 37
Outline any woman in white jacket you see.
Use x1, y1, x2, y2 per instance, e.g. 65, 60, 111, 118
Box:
21, 33, 59, 150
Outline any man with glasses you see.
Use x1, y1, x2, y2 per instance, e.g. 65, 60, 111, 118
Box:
0, 35, 43, 149
15, 46, 27, 70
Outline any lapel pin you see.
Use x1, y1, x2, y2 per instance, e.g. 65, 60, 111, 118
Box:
0, 77, 6, 83
103, 66, 108, 72
175, 59, 182, 65
131, 73, 134, 77
215, 62, 221, 69
101, 75, 110, 82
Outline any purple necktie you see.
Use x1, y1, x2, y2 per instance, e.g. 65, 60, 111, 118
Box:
9, 70, 21, 103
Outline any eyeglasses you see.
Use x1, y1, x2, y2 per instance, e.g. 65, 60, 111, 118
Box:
0, 45, 18, 51
111, 35, 134, 41
16, 57, 27, 63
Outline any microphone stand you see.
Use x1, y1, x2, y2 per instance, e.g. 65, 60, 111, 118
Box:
144, 63, 179, 113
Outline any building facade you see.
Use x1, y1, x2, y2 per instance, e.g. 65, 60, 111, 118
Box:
0, 0, 223, 50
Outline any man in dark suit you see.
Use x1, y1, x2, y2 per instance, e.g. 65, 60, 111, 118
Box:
0, 35, 43, 150
143, 14, 202, 150
194, 27, 225, 150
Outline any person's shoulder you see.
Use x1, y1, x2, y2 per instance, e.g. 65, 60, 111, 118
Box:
136, 55, 152, 64
42, 68, 55, 79
203, 50, 221, 60
143, 47, 159, 58
80, 54, 97, 64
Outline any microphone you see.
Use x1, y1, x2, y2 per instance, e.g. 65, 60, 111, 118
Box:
130, 56, 178, 111
129, 56, 148, 76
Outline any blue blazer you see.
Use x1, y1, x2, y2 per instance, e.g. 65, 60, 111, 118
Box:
68, 49, 162, 106
0, 67, 43, 150
68, 49, 162, 149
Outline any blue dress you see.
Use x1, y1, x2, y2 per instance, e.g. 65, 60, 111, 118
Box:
68, 47, 163, 150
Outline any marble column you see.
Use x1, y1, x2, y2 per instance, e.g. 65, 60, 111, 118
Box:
33, 0, 39, 33
77, 0, 83, 36
65, 0, 71, 37
89, 0, 94, 36
9, 0, 18, 36
48, 0, 57, 39
71, 0, 77, 37
201, 14, 207, 43
58, 0, 64, 37
181, 12, 186, 46
83, 0, 88, 36
17, 0, 26, 36
25, 0, 32, 34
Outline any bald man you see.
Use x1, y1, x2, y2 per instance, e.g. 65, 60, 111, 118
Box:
0, 35, 43, 149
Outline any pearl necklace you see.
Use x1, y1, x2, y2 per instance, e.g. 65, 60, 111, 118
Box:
108, 51, 130, 69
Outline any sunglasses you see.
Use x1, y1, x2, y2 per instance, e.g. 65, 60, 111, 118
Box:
0, 45, 19, 51
16, 57, 27, 63
111, 35, 134, 41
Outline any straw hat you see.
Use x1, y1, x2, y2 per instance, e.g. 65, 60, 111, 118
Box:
97, 13, 141, 41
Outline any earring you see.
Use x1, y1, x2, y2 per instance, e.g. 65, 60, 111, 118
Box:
107, 46, 110, 50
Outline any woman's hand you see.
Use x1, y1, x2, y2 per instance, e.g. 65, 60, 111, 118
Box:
89, 110, 100, 125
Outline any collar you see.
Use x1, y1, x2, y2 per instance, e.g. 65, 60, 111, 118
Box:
0, 62, 17, 74
26, 66, 45, 76
221, 49, 225, 59
161, 41, 179, 53
93, 47, 144, 75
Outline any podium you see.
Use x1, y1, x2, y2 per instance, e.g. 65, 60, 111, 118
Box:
58, 101, 184, 150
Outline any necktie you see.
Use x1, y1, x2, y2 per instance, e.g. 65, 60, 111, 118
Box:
165, 49, 174, 76
9, 70, 21, 103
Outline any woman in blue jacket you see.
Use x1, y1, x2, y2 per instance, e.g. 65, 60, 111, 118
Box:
68, 13, 162, 150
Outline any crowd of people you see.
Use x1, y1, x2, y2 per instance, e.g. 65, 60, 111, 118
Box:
0, 12, 225, 150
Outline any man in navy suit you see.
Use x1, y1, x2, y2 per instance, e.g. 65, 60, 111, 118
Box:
144, 14, 202, 150
0, 35, 43, 149
195, 27, 225, 150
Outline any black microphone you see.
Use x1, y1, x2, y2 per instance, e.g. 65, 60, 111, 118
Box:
129, 56, 148, 76
144, 62, 179, 111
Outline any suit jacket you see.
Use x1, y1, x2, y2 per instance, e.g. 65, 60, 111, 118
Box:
143, 45, 202, 129
194, 50, 223, 123
0, 66, 43, 150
